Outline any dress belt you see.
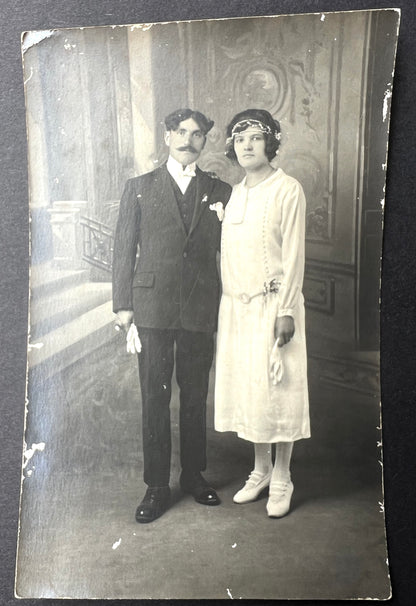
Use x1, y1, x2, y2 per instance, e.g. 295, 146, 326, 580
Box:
237, 278, 281, 304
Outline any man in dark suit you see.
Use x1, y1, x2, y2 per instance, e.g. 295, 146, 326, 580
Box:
112, 108, 232, 523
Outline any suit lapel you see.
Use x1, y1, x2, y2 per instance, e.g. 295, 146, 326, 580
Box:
188, 168, 215, 236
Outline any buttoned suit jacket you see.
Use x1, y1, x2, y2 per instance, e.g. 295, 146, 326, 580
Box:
112, 163, 232, 333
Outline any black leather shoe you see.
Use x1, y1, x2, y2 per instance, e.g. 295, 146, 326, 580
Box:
180, 471, 221, 506
135, 486, 170, 523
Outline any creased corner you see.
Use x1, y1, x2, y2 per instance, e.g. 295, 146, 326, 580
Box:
21, 30, 56, 54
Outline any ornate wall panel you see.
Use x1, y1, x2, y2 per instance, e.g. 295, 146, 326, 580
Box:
182, 14, 368, 248
304, 263, 356, 347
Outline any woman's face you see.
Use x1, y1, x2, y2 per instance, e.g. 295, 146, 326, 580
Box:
233, 127, 269, 171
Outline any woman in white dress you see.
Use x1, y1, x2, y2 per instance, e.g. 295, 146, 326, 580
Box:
214, 109, 310, 517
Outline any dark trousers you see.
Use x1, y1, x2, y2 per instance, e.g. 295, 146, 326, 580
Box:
137, 327, 214, 487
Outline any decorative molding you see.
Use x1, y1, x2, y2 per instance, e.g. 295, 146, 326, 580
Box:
326, 19, 343, 242
311, 354, 379, 396
304, 274, 335, 314
306, 258, 356, 277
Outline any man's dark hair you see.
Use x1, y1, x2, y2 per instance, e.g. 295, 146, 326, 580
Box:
225, 108, 281, 162
164, 108, 214, 135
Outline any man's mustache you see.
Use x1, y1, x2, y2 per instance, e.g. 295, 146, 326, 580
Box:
177, 145, 198, 153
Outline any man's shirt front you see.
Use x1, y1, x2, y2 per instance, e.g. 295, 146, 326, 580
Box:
166, 155, 196, 194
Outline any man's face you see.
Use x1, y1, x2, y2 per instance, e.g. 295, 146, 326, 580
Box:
164, 118, 206, 166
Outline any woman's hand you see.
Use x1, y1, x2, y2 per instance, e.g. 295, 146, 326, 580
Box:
274, 315, 295, 347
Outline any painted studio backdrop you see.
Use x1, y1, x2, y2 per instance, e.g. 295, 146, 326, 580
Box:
17, 10, 398, 600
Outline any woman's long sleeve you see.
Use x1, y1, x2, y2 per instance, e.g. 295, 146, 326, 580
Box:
277, 180, 306, 318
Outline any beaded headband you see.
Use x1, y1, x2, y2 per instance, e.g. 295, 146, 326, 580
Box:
226, 119, 281, 146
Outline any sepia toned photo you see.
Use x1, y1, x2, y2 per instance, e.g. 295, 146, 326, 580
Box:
16, 8, 399, 599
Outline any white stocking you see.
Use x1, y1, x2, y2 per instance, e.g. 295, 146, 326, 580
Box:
253, 443, 272, 475
271, 441, 294, 484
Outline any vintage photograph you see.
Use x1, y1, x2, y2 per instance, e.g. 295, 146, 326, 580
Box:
16, 8, 399, 599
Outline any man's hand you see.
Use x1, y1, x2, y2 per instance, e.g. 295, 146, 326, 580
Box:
274, 315, 295, 347
115, 309, 134, 332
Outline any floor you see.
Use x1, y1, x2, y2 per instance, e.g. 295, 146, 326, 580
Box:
16, 336, 390, 600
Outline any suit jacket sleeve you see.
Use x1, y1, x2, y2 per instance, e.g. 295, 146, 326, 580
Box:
220, 180, 232, 205
112, 178, 141, 313
216, 180, 232, 251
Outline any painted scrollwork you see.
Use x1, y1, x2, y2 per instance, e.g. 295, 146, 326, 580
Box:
192, 18, 342, 241
230, 60, 292, 118
282, 152, 330, 240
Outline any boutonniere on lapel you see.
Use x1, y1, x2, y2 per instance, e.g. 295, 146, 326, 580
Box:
209, 201, 225, 222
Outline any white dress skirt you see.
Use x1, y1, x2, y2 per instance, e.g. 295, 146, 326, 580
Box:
214, 168, 310, 443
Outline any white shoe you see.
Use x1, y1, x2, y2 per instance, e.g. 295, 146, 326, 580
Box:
266, 480, 294, 517
233, 470, 271, 504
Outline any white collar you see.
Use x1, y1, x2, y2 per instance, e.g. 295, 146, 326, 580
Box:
167, 155, 196, 178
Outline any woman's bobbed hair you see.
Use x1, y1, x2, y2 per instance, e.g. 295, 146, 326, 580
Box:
225, 108, 281, 162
